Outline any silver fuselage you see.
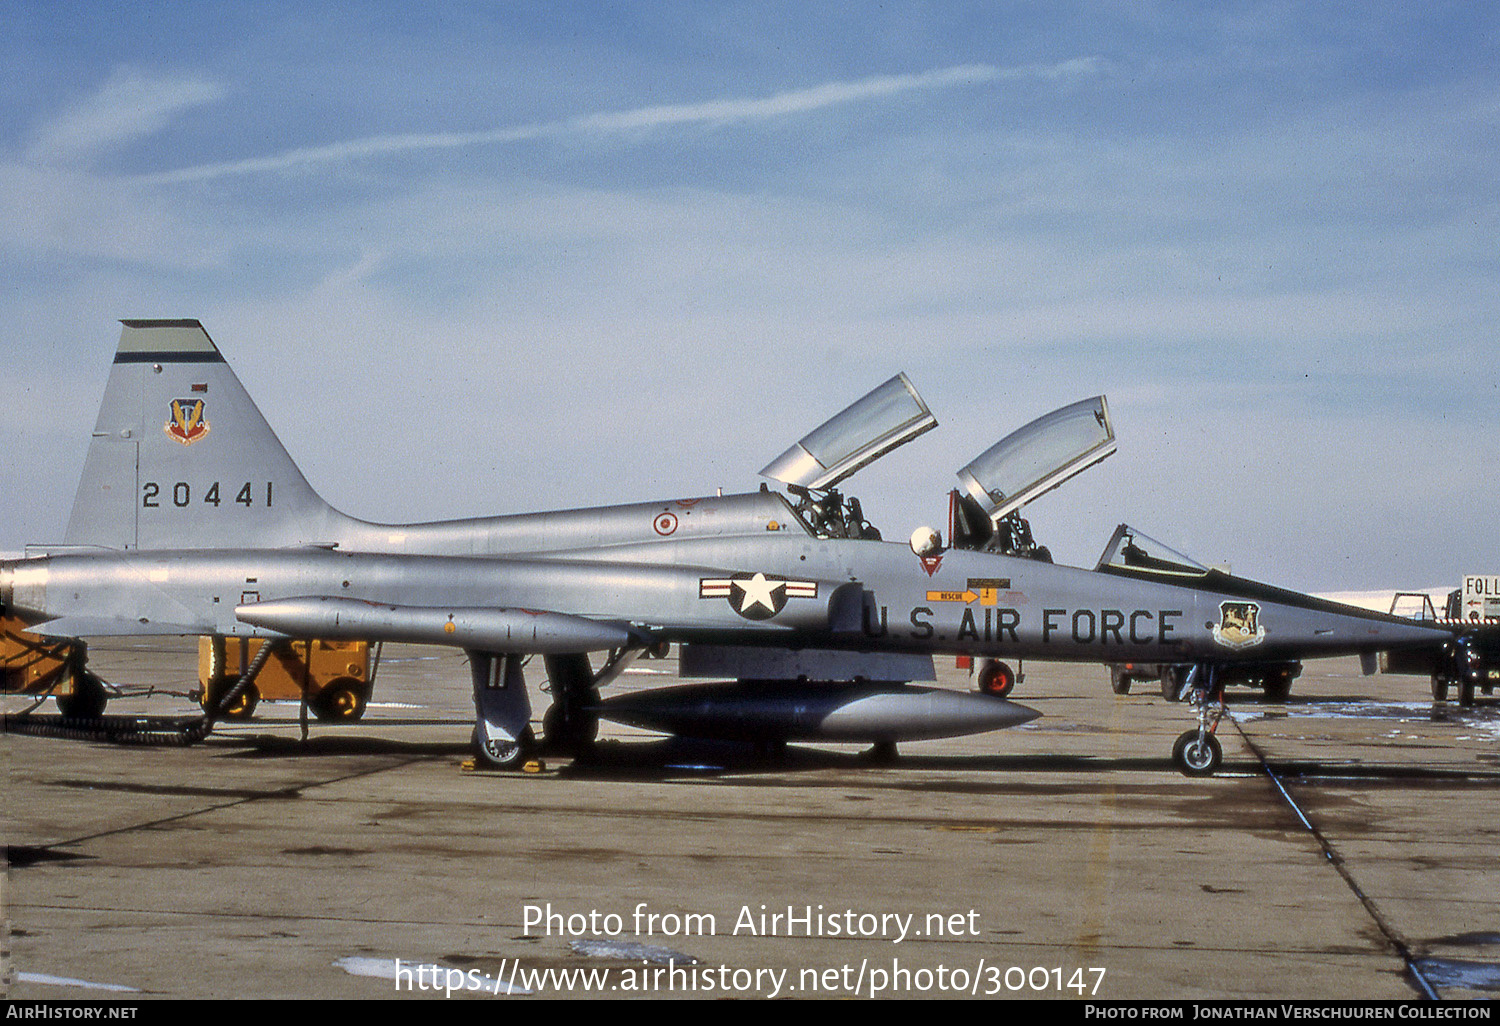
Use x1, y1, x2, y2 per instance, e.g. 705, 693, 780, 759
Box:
1, 489, 1447, 664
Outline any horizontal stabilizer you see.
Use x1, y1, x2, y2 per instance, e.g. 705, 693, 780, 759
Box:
236, 595, 638, 653
28, 615, 209, 639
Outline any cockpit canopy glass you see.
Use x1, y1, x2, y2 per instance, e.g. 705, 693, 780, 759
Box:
759, 373, 937, 492
956, 396, 1115, 523
1095, 524, 1208, 576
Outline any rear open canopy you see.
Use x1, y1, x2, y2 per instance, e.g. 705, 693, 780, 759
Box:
760, 373, 936, 491
956, 396, 1115, 525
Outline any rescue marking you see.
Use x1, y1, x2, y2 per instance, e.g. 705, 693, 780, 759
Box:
969, 578, 1009, 606
926, 580, 1013, 606
928, 590, 980, 604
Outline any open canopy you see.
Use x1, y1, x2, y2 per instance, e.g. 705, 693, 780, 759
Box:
955, 396, 1115, 526
759, 373, 937, 492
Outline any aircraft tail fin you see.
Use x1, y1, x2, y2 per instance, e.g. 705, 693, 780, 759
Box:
64, 320, 345, 550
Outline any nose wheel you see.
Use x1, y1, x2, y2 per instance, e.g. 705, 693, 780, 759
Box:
1172, 663, 1226, 777
1172, 730, 1222, 776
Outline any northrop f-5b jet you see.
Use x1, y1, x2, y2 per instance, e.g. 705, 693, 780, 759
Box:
0, 321, 1450, 774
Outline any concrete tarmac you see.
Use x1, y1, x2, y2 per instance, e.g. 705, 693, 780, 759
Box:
3, 643, 1499, 1000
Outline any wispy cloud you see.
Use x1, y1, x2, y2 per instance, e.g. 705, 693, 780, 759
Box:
134, 59, 1105, 185
27, 68, 225, 167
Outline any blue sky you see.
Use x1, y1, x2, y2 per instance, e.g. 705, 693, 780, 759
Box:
2, 2, 1496, 591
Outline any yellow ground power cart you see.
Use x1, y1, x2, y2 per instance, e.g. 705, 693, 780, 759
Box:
198, 636, 373, 721
1, 614, 105, 718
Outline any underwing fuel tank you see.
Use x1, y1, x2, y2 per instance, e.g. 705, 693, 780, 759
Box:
236, 596, 637, 654
596, 680, 1039, 743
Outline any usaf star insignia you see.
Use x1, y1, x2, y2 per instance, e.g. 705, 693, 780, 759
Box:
699, 572, 818, 620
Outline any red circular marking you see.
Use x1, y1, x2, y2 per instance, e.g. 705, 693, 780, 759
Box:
654, 512, 679, 536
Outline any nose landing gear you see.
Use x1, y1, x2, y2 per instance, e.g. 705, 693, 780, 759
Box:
1171, 663, 1226, 777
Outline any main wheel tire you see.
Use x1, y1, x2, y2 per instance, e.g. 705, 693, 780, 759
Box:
1172, 730, 1222, 777
1110, 667, 1132, 695
1459, 681, 1475, 708
471, 726, 535, 769
1431, 675, 1450, 702
542, 702, 599, 754
311, 677, 369, 722
977, 660, 1016, 698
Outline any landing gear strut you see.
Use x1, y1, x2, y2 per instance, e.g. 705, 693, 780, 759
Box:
1172, 663, 1225, 777
468, 651, 535, 770
541, 653, 600, 757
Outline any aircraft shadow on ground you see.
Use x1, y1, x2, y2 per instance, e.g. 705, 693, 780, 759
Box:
196, 729, 1499, 785
207, 729, 1167, 777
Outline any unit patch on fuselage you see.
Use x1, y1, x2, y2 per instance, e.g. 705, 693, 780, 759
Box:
1212, 601, 1266, 649
700, 573, 818, 620
165, 398, 210, 445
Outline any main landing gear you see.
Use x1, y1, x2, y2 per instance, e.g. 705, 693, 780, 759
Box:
468, 651, 536, 770
467, 648, 636, 770
540, 653, 600, 758
976, 659, 1018, 698
1171, 663, 1226, 777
